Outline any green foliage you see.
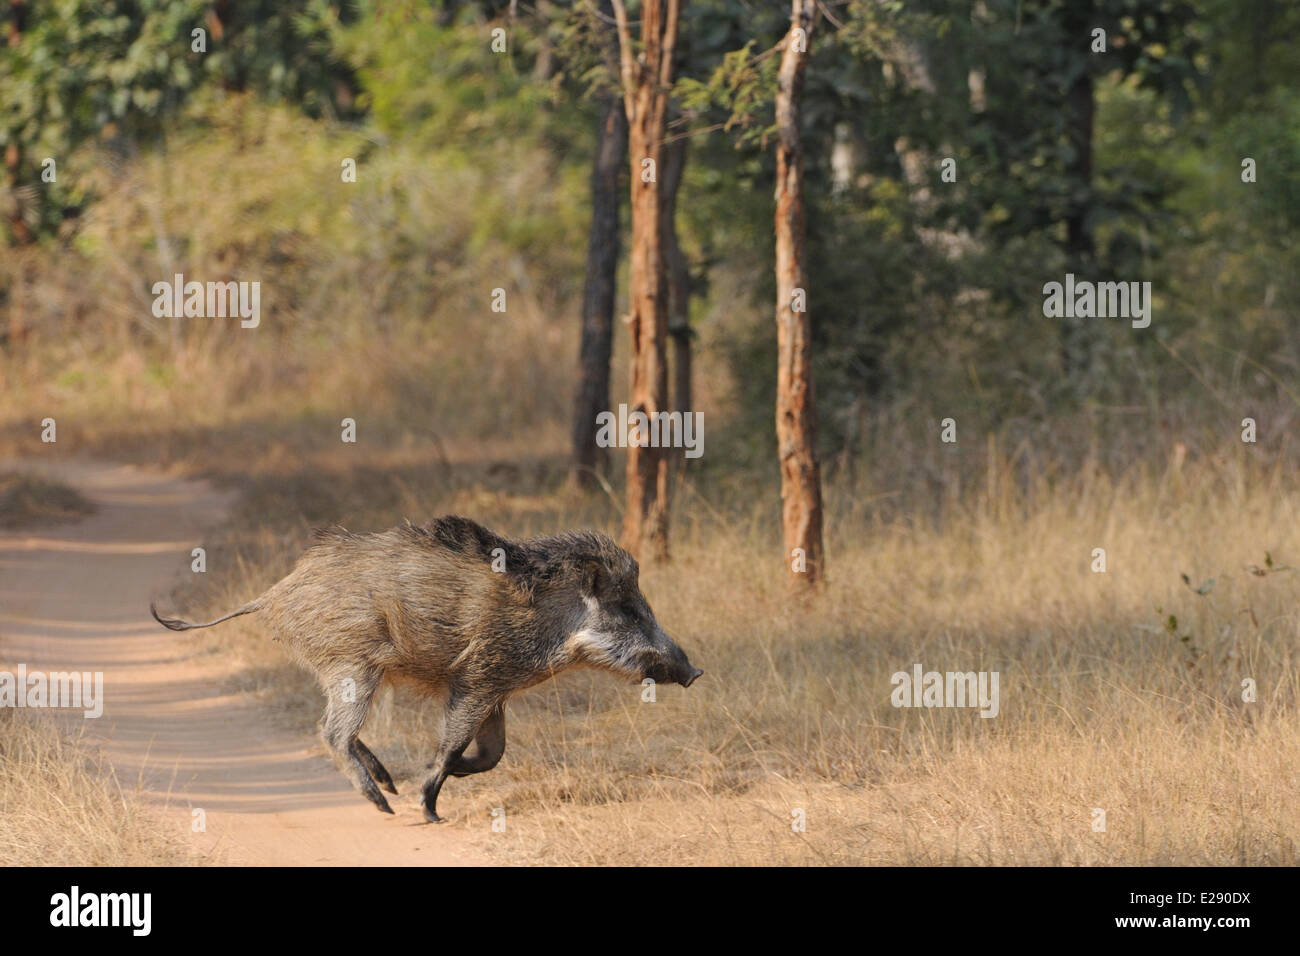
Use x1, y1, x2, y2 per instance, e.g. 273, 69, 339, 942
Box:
336, 1, 559, 149
676, 41, 780, 148
1, 0, 203, 146
5, 0, 1300, 477
0, 0, 358, 242
690, 0, 1300, 445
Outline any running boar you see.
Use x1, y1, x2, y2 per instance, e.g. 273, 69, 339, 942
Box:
150, 516, 703, 822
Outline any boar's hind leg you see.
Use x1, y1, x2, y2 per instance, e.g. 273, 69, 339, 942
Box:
449, 704, 506, 777
420, 694, 499, 823
320, 669, 393, 814
353, 739, 398, 795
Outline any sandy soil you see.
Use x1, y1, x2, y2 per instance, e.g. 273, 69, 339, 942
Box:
0, 458, 482, 865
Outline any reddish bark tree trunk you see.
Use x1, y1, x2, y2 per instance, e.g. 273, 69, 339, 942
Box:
774, 0, 825, 585
611, 0, 681, 562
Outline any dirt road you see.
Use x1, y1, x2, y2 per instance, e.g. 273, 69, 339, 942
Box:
0, 459, 480, 865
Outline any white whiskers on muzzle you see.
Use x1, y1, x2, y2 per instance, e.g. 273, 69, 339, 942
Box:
564, 628, 638, 676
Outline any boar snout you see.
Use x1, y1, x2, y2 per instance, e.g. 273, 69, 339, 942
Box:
641, 640, 702, 688
662, 639, 702, 688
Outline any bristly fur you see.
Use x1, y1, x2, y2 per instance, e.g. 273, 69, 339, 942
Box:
148, 514, 698, 822
396, 516, 639, 599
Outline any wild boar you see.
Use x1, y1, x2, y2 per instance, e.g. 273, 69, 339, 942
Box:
151, 516, 703, 822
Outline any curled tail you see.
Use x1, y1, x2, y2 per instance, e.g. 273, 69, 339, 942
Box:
150, 598, 264, 631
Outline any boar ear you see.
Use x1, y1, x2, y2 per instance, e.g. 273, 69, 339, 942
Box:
580, 559, 609, 599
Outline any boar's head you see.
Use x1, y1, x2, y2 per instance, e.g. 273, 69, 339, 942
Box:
562, 534, 703, 688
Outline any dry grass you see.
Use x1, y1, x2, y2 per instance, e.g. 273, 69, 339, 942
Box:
158, 431, 1300, 866
0, 99, 595, 472
0, 471, 96, 529
0, 707, 210, 866
5, 96, 1297, 866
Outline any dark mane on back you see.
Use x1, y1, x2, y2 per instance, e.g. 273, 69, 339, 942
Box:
400, 516, 546, 580
408, 515, 508, 556
320, 517, 639, 599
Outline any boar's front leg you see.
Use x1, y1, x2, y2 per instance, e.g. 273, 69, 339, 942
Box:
420, 693, 500, 823
448, 703, 505, 777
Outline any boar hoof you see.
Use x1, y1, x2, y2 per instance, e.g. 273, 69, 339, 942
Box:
420, 801, 443, 824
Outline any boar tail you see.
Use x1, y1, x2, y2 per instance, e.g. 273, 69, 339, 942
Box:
150, 598, 264, 631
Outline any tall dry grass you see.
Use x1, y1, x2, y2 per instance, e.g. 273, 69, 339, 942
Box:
5, 96, 1297, 866
157, 425, 1300, 865
0, 98, 594, 469
0, 708, 210, 866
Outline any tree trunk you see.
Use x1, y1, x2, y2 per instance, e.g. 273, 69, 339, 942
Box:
968, 1, 988, 113
533, 1, 556, 80
4, 0, 31, 246
774, 0, 825, 586
571, 94, 627, 489
1061, 0, 1098, 393
210, 0, 246, 93
660, 134, 692, 426
611, 0, 681, 562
